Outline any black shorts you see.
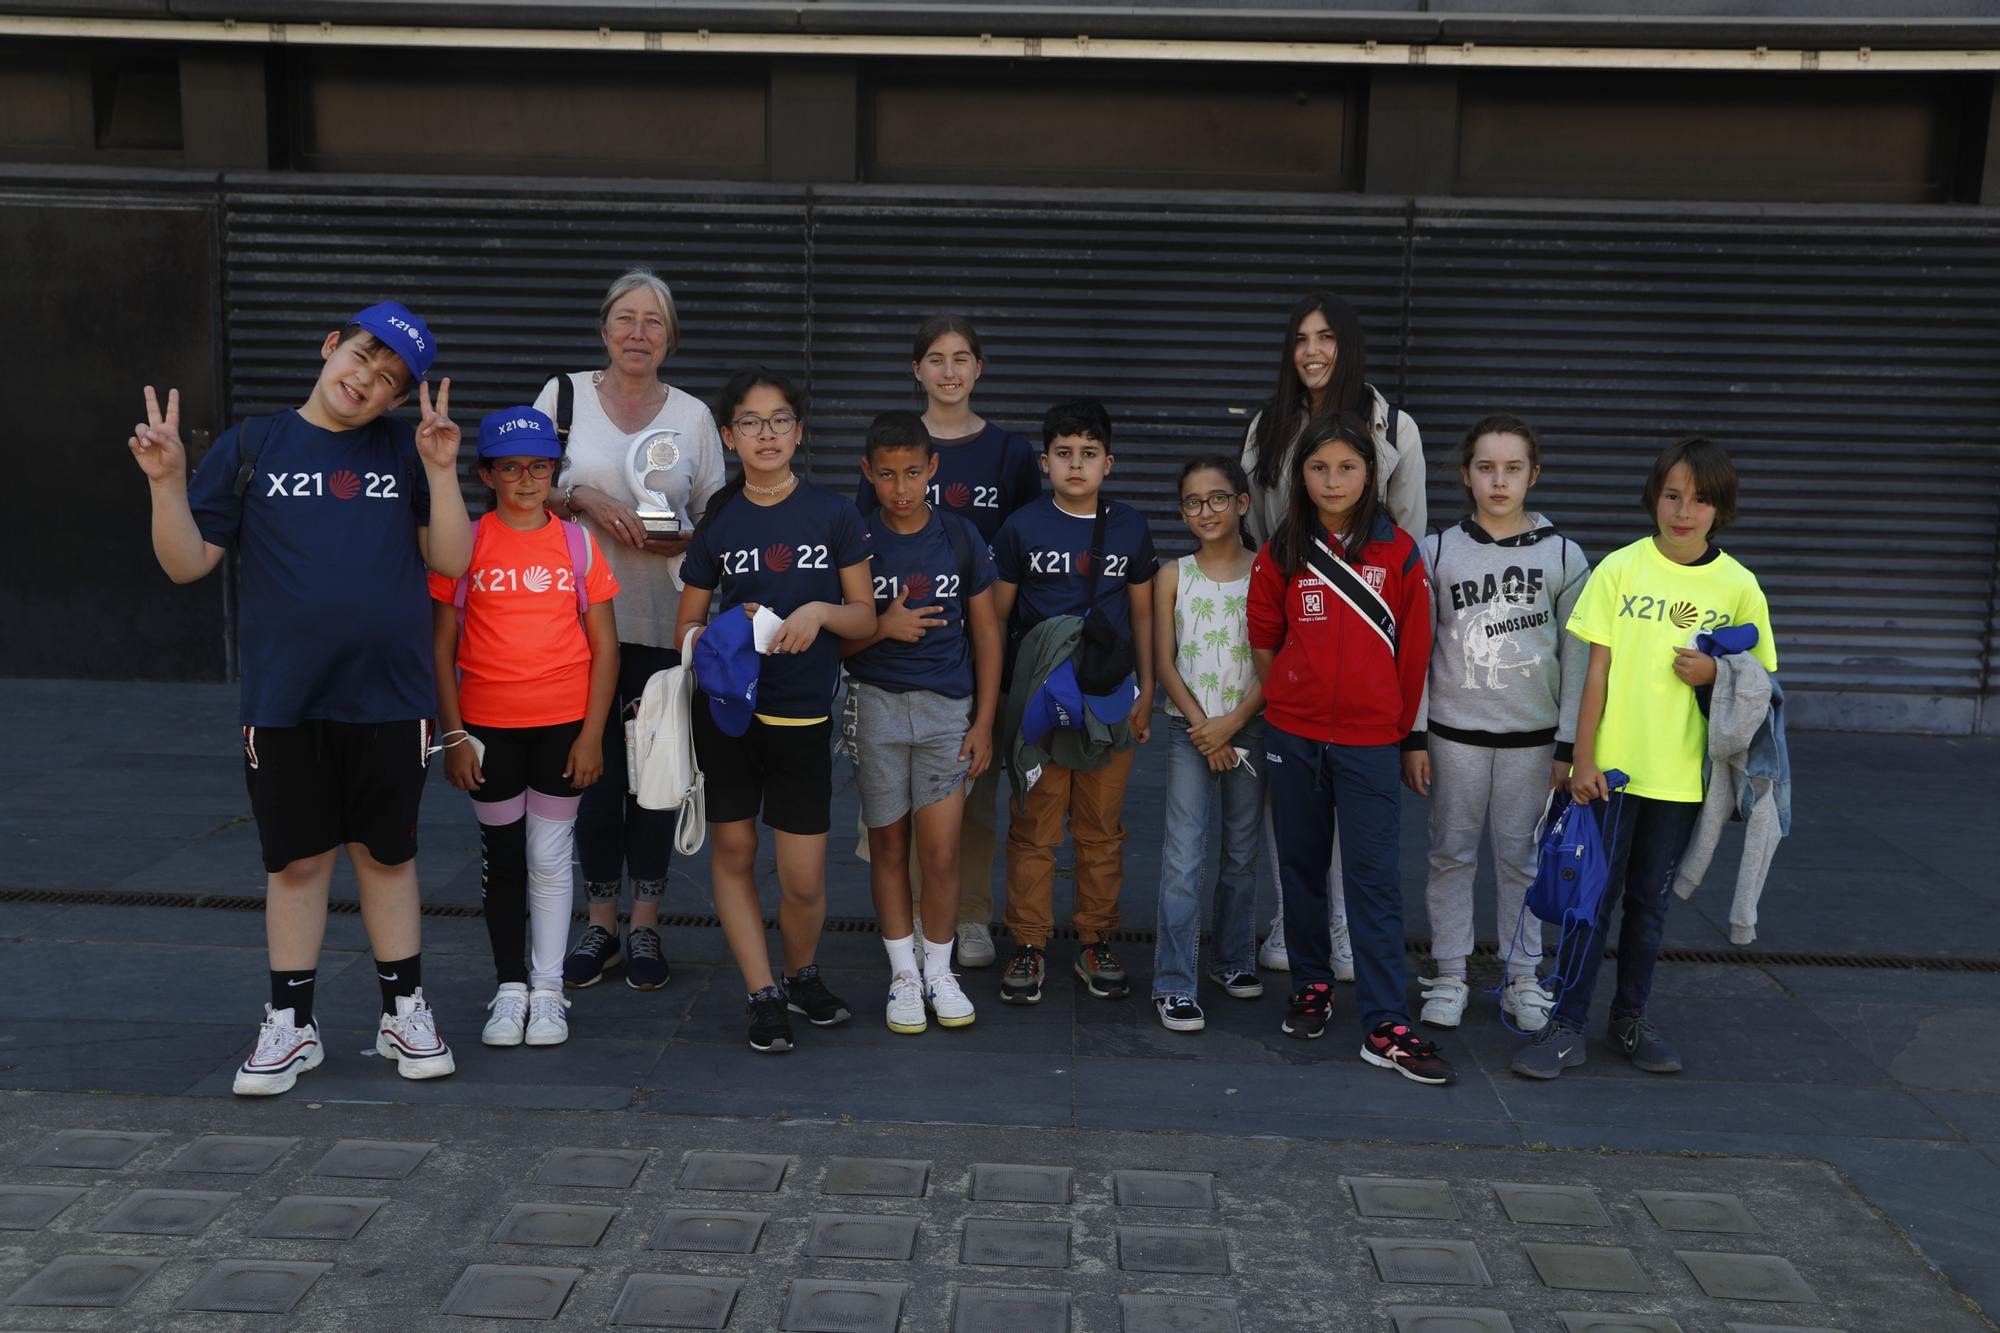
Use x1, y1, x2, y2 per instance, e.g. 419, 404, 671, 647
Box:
692, 702, 833, 835
243, 719, 432, 872
465, 720, 584, 805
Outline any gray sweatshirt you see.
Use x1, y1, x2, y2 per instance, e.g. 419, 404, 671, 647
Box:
1412, 515, 1590, 755
1674, 652, 1784, 945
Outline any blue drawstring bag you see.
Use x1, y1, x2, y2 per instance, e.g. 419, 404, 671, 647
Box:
1500, 769, 1628, 1032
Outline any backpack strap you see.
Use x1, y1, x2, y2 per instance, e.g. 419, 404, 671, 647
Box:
1305, 533, 1398, 652
561, 517, 590, 617
546, 373, 575, 446
229, 416, 276, 499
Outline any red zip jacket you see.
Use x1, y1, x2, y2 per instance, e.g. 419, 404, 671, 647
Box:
1247, 514, 1432, 746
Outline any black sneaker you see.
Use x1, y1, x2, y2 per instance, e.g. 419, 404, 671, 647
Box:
1281, 982, 1333, 1039
783, 965, 852, 1027
1361, 1022, 1457, 1086
1207, 967, 1265, 999
1074, 942, 1130, 999
1155, 993, 1206, 1032
747, 987, 793, 1053
625, 926, 670, 991
1610, 1013, 1682, 1073
562, 924, 621, 989
1000, 945, 1046, 1005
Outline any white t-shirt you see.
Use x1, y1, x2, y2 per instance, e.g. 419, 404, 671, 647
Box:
535, 372, 727, 650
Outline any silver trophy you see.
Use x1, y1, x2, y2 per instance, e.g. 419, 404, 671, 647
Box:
626, 428, 683, 537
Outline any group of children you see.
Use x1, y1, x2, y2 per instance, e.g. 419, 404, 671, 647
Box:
129, 288, 1777, 1098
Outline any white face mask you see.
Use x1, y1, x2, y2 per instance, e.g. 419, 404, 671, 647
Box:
425, 730, 486, 763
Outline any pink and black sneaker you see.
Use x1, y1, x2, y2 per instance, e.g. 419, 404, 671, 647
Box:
1281, 982, 1333, 1039
1361, 1022, 1455, 1085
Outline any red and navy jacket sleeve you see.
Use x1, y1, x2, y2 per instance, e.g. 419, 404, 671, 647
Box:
1391, 530, 1432, 738
1246, 542, 1288, 653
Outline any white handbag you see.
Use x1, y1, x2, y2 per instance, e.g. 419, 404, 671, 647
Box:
625, 627, 706, 854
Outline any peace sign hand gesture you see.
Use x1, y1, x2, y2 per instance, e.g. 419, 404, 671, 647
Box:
128, 386, 188, 485
415, 378, 461, 472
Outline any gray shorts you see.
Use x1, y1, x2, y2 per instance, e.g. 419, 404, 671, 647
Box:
847, 681, 974, 829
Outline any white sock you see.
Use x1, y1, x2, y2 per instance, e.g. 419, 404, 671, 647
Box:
883, 933, 919, 979
921, 935, 954, 984
525, 813, 577, 992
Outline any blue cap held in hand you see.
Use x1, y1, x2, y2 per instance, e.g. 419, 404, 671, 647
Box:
693, 609, 761, 737
348, 300, 436, 385
478, 407, 562, 460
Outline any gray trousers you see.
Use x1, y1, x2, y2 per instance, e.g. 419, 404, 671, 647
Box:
1423, 735, 1551, 978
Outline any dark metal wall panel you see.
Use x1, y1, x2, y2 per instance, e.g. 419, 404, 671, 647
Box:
1404, 200, 2000, 702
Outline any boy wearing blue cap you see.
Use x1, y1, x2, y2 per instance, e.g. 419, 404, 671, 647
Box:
128, 301, 472, 1095
433, 408, 621, 1050
843, 411, 1000, 1035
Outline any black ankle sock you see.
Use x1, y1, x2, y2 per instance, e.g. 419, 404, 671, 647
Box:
271, 969, 316, 1027
375, 954, 421, 1016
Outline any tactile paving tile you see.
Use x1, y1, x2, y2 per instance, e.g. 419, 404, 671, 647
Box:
310, 1139, 436, 1180
0, 1185, 86, 1231
5, 1254, 167, 1308
489, 1202, 620, 1247
175, 1259, 332, 1314
953, 1285, 1070, 1332
252, 1195, 388, 1241
647, 1208, 769, 1254
961, 1218, 1072, 1268
92, 1188, 236, 1237
678, 1150, 789, 1192
969, 1164, 1072, 1204
1523, 1242, 1655, 1294
168, 1134, 299, 1175
1117, 1225, 1232, 1274
1365, 1238, 1494, 1287
822, 1156, 931, 1198
1492, 1183, 1612, 1228
1558, 1314, 1686, 1332
1113, 1169, 1216, 1209
1724, 1324, 1845, 1332
609, 1274, 743, 1329
535, 1147, 649, 1190
1677, 1251, 1819, 1303
1639, 1191, 1763, 1235
804, 1211, 920, 1260
23, 1130, 162, 1170
780, 1278, 907, 1332
1350, 1177, 1462, 1220
1389, 1307, 1517, 1333
441, 1264, 583, 1320
1118, 1294, 1243, 1332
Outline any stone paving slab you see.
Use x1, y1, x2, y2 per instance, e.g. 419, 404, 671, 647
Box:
0, 1091, 1986, 1333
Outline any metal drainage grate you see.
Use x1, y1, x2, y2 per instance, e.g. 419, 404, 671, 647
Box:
3, 886, 1996, 974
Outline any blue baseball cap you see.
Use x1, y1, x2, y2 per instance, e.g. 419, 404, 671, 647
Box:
348, 300, 436, 384
693, 609, 760, 737
1082, 672, 1138, 725
1021, 658, 1087, 746
478, 407, 562, 460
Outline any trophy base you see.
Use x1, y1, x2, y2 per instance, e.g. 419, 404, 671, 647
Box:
636, 512, 681, 538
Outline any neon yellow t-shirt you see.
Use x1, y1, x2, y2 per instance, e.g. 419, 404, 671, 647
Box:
1566, 537, 1777, 803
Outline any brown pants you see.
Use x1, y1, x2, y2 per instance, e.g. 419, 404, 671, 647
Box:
1002, 748, 1135, 949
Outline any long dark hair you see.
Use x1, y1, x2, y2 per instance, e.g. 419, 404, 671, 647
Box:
1271, 412, 1379, 575
1456, 412, 1541, 513
1178, 454, 1256, 552
1249, 290, 1369, 495
699, 367, 806, 537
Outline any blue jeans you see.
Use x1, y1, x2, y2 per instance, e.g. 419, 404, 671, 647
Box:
1550, 793, 1702, 1029
1151, 716, 1266, 999
1265, 725, 1406, 1032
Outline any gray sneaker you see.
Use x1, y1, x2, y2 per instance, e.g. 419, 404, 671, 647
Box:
1511, 1018, 1588, 1080
1610, 1014, 1682, 1073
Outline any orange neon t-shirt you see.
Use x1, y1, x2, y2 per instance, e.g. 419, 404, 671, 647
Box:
428, 514, 619, 728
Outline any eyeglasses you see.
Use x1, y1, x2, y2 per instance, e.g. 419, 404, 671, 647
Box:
491, 460, 558, 480
1178, 491, 1241, 516
730, 412, 799, 437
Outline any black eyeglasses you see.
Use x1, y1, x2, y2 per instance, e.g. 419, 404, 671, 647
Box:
491, 460, 557, 480
730, 412, 799, 437
1178, 491, 1240, 516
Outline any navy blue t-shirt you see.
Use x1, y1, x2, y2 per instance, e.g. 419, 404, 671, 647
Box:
847, 509, 996, 698
992, 496, 1158, 641
682, 481, 871, 720
854, 423, 1041, 545
187, 409, 435, 728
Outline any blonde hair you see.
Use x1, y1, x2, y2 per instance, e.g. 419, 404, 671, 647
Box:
597, 268, 680, 358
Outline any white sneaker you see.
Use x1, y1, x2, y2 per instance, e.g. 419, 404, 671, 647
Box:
1257, 915, 1290, 972
376, 989, 456, 1080
525, 989, 570, 1046
925, 971, 976, 1029
1419, 976, 1471, 1029
481, 984, 529, 1047
233, 1005, 323, 1096
1502, 975, 1556, 1033
955, 921, 997, 969
1331, 916, 1356, 983
886, 971, 927, 1034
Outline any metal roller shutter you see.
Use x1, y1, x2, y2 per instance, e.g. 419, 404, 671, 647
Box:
1403, 200, 2000, 725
